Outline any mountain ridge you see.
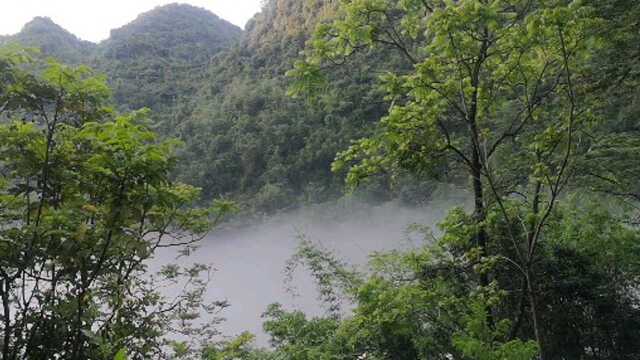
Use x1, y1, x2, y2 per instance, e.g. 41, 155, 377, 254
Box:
0, 16, 96, 63
1, 3, 244, 63
0, 0, 409, 213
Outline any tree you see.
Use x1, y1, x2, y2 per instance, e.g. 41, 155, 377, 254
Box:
264, 197, 640, 359
290, 0, 627, 358
0, 49, 233, 359
262, 235, 540, 360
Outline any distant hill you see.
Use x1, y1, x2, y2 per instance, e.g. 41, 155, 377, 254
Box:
93, 4, 243, 119
0, 16, 96, 64
103, 3, 241, 62
1, 4, 243, 113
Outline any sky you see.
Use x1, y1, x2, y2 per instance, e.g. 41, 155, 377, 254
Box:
0, 0, 264, 42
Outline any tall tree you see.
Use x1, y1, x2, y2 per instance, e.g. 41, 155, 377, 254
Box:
291, 0, 602, 357
0, 49, 232, 359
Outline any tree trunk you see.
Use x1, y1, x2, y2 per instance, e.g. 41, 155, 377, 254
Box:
526, 272, 545, 360
1, 279, 12, 360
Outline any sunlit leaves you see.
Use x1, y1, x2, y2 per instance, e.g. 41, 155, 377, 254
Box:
453, 301, 539, 360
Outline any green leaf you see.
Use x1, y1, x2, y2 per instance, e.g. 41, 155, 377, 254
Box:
113, 348, 128, 360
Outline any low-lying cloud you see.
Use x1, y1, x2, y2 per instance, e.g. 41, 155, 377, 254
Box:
152, 189, 469, 346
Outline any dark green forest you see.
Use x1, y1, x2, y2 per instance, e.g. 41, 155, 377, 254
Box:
1, 0, 640, 359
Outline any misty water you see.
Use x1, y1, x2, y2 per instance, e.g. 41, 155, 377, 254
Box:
152, 190, 469, 346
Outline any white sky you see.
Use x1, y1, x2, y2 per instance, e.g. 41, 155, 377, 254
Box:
0, 0, 264, 42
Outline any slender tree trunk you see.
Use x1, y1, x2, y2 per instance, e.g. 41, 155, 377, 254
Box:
71, 272, 88, 360
1, 279, 12, 360
526, 272, 545, 360
526, 178, 546, 358
509, 278, 528, 340
466, 26, 492, 327
468, 27, 490, 286
471, 155, 488, 281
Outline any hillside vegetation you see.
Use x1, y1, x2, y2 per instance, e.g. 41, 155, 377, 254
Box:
2, 1, 415, 213
1, 0, 640, 359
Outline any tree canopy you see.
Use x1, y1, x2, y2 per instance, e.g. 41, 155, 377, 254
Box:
1, 0, 640, 359
0, 48, 233, 359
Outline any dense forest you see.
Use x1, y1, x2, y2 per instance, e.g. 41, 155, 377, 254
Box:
1, 0, 640, 359
0, 1, 417, 213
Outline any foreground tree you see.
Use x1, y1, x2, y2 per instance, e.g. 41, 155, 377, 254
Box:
289, 0, 640, 358
0, 49, 232, 359
257, 196, 640, 359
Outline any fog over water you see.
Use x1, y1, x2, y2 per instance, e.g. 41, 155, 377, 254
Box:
152, 189, 469, 345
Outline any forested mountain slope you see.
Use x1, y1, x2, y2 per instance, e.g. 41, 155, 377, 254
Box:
1, 4, 243, 124
2, 1, 415, 213
94, 4, 242, 117
174, 0, 415, 211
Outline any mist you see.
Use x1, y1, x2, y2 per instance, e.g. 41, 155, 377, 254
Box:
152, 189, 469, 346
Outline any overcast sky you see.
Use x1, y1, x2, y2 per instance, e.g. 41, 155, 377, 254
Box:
0, 0, 263, 42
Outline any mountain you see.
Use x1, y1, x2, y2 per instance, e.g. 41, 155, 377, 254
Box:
1, 4, 243, 115
0, 16, 96, 64
103, 3, 241, 61
1, 0, 414, 213
243, 0, 337, 69
172, 0, 415, 211
93, 4, 243, 120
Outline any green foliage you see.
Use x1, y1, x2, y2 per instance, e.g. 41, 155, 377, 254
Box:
260, 227, 543, 360
201, 332, 254, 360
285, 238, 363, 314
0, 17, 96, 64
4, 1, 640, 359
261, 304, 341, 360
287, 0, 640, 359
95, 4, 242, 118
531, 199, 640, 358
113, 348, 128, 360
3, 1, 421, 214
0, 50, 231, 359
453, 301, 539, 360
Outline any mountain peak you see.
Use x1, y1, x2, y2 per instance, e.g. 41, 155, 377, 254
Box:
24, 16, 57, 27
21, 16, 71, 36
150, 2, 217, 14
2, 16, 96, 64
104, 3, 242, 61
109, 3, 241, 39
